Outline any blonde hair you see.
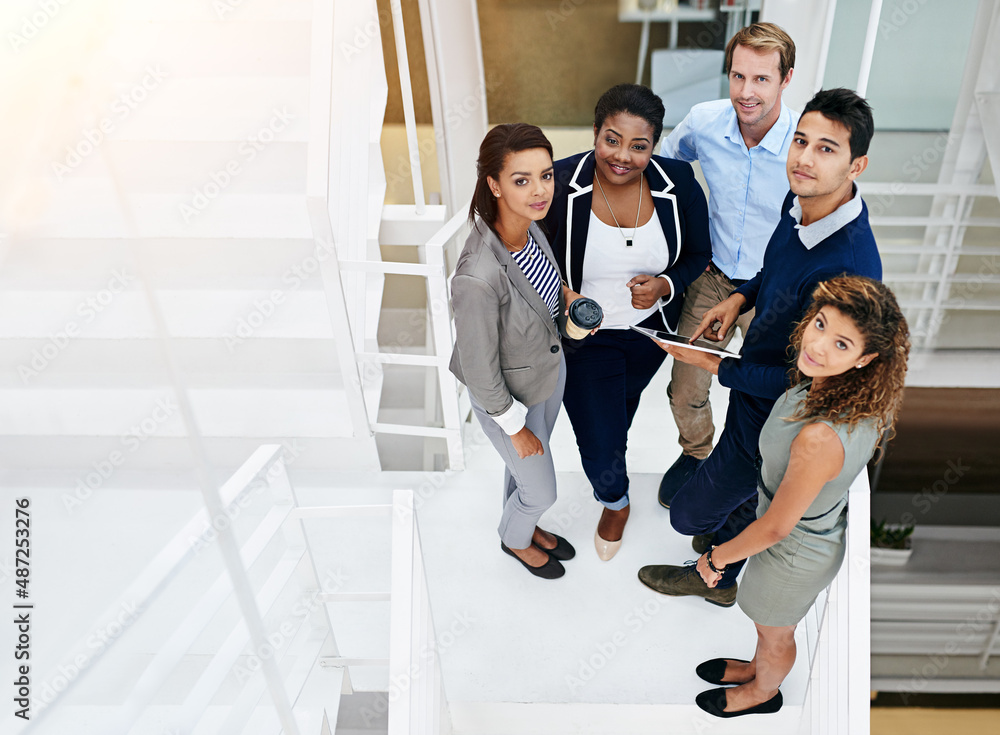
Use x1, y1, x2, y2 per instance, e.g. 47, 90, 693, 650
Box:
786, 276, 910, 448
724, 22, 795, 81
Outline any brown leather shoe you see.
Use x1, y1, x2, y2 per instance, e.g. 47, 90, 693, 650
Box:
692, 533, 714, 555
637, 563, 737, 607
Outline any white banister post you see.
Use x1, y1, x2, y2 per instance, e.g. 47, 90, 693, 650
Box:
389, 0, 427, 214
856, 0, 883, 97
813, 0, 839, 95
389, 490, 416, 735
847, 473, 872, 734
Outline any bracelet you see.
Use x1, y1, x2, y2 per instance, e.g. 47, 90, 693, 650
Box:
706, 546, 727, 574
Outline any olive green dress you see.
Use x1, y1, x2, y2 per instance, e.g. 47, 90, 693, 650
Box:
736, 382, 879, 627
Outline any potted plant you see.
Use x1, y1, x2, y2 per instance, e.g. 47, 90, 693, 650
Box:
870, 518, 915, 565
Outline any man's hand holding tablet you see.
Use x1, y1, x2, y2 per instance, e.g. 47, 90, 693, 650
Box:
689, 292, 748, 343
630, 324, 741, 377
638, 291, 747, 374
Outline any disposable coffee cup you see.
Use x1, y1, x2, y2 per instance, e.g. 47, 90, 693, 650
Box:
566, 296, 603, 339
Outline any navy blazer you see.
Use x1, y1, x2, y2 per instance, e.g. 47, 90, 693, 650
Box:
543, 151, 711, 331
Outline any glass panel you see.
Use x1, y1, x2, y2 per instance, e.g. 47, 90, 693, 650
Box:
824, 0, 979, 130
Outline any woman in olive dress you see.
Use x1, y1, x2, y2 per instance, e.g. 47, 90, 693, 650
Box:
691, 275, 910, 718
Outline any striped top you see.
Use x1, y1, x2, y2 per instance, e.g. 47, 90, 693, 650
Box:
510, 233, 560, 319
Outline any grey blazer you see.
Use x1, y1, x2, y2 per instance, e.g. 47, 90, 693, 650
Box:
449, 220, 567, 418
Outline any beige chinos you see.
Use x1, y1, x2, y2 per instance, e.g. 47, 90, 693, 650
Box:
668, 266, 755, 459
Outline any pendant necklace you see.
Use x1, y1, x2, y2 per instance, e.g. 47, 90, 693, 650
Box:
499, 230, 533, 258
595, 171, 642, 247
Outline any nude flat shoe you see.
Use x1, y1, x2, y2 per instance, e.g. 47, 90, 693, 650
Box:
594, 528, 622, 561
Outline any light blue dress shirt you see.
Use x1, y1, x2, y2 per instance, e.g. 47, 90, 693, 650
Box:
660, 98, 799, 282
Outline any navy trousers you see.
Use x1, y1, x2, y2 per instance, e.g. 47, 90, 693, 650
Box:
669, 391, 766, 588
562, 327, 667, 509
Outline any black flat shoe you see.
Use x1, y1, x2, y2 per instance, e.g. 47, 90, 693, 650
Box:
501, 542, 565, 579
696, 658, 751, 685
695, 687, 782, 718
537, 532, 575, 561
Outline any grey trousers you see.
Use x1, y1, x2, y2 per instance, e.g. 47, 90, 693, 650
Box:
470, 357, 566, 549
668, 267, 755, 458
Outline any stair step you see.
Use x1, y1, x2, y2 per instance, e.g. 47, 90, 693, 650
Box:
0, 290, 335, 339
26, 189, 313, 238
0, 436, 379, 473
106, 21, 311, 81
0, 339, 343, 385
87, 78, 309, 142
54, 141, 307, 190
0, 387, 353, 437
120, 0, 312, 22
1, 238, 326, 286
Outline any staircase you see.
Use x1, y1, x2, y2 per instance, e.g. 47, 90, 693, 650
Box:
0, 0, 483, 481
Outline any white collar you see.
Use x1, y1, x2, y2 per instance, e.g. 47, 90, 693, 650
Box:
789, 184, 863, 249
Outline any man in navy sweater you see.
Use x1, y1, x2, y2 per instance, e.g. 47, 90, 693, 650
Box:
638, 88, 882, 606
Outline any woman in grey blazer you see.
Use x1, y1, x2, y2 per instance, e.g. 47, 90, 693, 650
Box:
449, 124, 581, 579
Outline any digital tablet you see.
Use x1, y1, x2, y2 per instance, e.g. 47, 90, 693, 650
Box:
629, 326, 742, 359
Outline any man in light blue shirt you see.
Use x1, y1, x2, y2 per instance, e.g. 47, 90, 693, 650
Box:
658, 22, 798, 509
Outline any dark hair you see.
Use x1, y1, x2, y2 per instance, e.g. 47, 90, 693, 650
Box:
787, 275, 910, 448
802, 88, 874, 160
724, 22, 796, 81
469, 123, 553, 231
593, 84, 665, 146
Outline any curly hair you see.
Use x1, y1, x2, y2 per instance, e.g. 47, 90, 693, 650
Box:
786, 275, 910, 447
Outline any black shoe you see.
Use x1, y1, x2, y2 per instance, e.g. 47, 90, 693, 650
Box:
695, 687, 782, 718
501, 542, 565, 579
537, 532, 576, 561
658, 453, 706, 508
692, 533, 714, 555
696, 658, 751, 685
637, 563, 737, 607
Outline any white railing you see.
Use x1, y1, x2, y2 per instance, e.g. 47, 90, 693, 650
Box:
859, 181, 1000, 348
301, 488, 452, 735
800, 470, 871, 735
388, 490, 449, 734
24, 445, 341, 735
343, 206, 469, 470
26, 451, 451, 735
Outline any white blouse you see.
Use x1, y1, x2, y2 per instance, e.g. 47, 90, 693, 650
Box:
581, 211, 673, 330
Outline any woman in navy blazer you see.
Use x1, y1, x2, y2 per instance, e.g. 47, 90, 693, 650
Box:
544, 84, 711, 560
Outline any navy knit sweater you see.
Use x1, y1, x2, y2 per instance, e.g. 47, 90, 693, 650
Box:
717, 190, 883, 453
